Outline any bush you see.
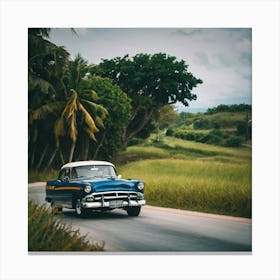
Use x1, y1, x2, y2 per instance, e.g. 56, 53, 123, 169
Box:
166, 128, 174, 136
28, 201, 105, 251
193, 118, 211, 129
224, 136, 243, 147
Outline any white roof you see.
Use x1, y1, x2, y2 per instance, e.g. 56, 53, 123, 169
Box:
61, 160, 115, 169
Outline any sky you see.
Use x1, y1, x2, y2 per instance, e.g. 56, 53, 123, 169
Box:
49, 28, 252, 112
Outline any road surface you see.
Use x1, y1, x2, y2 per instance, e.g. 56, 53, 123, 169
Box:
28, 183, 252, 253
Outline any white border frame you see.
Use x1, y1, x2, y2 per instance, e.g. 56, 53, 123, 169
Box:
1, 1, 279, 279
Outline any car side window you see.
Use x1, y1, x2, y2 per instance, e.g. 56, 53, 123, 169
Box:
71, 168, 78, 179
58, 169, 65, 180
58, 168, 70, 180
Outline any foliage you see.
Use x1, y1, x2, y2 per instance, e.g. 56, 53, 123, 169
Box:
158, 105, 178, 129
28, 29, 130, 169
28, 28, 70, 107
224, 136, 243, 147
28, 200, 104, 251
94, 53, 202, 145
169, 106, 252, 147
86, 77, 132, 160
206, 104, 252, 114
28, 169, 58, 182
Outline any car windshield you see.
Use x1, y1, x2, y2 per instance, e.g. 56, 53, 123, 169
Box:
72, 165, 117, 179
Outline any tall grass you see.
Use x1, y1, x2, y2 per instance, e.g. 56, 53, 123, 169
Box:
28, 201, 104, 251
28, 169, 59, 183
118, 136, 251, 218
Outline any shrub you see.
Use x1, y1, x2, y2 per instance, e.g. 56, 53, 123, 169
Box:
166, 128, 174, 136
28, 201, 105, 251
193, 118, 211, 129
224, 136, 243, 147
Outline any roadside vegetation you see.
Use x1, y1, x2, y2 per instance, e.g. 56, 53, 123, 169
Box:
28, 200, 104, 251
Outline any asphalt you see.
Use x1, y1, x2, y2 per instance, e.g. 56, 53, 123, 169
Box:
28, 183, 252, 253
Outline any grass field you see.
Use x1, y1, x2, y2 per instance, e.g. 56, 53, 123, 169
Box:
118, 136, 251, 218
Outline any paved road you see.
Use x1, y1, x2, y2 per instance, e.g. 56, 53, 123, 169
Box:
28, 183, 252, 253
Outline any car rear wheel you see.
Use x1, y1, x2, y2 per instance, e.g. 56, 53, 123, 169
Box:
51, 201, 62, 215
126, 206, 141, 216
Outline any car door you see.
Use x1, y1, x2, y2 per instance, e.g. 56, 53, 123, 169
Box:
52, 167, 74, 207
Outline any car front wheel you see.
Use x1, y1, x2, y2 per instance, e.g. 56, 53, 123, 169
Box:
75, 199, 88, 217
126, 206, 141, 216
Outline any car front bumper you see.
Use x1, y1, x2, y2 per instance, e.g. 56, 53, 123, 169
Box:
81, 199, 146, 209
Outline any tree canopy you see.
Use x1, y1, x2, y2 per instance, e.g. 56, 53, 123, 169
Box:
94, 53, 202, 145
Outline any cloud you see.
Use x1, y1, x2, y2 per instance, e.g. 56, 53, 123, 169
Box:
173, 29, 203, 37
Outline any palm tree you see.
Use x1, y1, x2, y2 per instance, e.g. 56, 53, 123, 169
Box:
54, 89, 107, 162
28, 28, 70, 106
29, 88, 107, 168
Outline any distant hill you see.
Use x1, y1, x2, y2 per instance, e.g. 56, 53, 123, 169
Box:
168, 104, 252, 147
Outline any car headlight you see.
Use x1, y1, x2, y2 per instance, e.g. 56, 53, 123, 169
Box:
84, 185, 91, 193
137, 182, 145, 190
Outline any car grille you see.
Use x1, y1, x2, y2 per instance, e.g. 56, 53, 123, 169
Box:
93, 191, 139, 201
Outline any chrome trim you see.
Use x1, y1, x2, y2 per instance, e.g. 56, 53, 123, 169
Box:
84, 191, 140, 201
81, 199, 146, 209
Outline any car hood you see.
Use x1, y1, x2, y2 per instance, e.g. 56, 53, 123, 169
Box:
71, 177, 140, 192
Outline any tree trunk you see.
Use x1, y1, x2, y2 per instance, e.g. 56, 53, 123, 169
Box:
82, 137, 90, 160
29, 145, 36, 168
45, 147, 58, 171
69, 142, 76, 162
93, 133, 106, 159
122, 109, 154, 147
36, 144, 49, 170
59, 149, 65, 165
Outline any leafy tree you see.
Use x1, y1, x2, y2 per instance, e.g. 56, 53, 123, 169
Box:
94, 53, 202, 146
28, 36, 109, 168
85, 77, 132, 159
28, 28, 70, 169
28, 28, 69, 108
158, 105, 178, 130
206, 104, 252, 114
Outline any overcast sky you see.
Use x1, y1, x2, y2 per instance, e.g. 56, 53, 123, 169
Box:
49, 28, 251, 112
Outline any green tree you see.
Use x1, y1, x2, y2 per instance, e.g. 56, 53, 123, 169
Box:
54, 89, 107, 162
86, 77, 132, 159
158, 105, 178, 130
28, 28, 70, 169
28, 28, 69, 108
29, 88, 108, 166
94, 53, 202, 146
29, 48, 108, 167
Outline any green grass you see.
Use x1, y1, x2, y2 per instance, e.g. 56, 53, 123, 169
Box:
118, 136, 251, 218
28, 200, 105, 251
28, 169, 58, 182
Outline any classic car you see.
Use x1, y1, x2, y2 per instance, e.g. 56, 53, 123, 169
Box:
45, 161, 146, 217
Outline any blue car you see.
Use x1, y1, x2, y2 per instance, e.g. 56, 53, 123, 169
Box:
46, 161, 146, 217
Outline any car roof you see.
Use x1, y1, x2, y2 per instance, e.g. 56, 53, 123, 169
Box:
61, 161, 115, 169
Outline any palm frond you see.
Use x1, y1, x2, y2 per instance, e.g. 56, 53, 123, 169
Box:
28, 73, 55, 93
83, 127, 97, 142
29, 102, 64, 124
77, 101, 99, 133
